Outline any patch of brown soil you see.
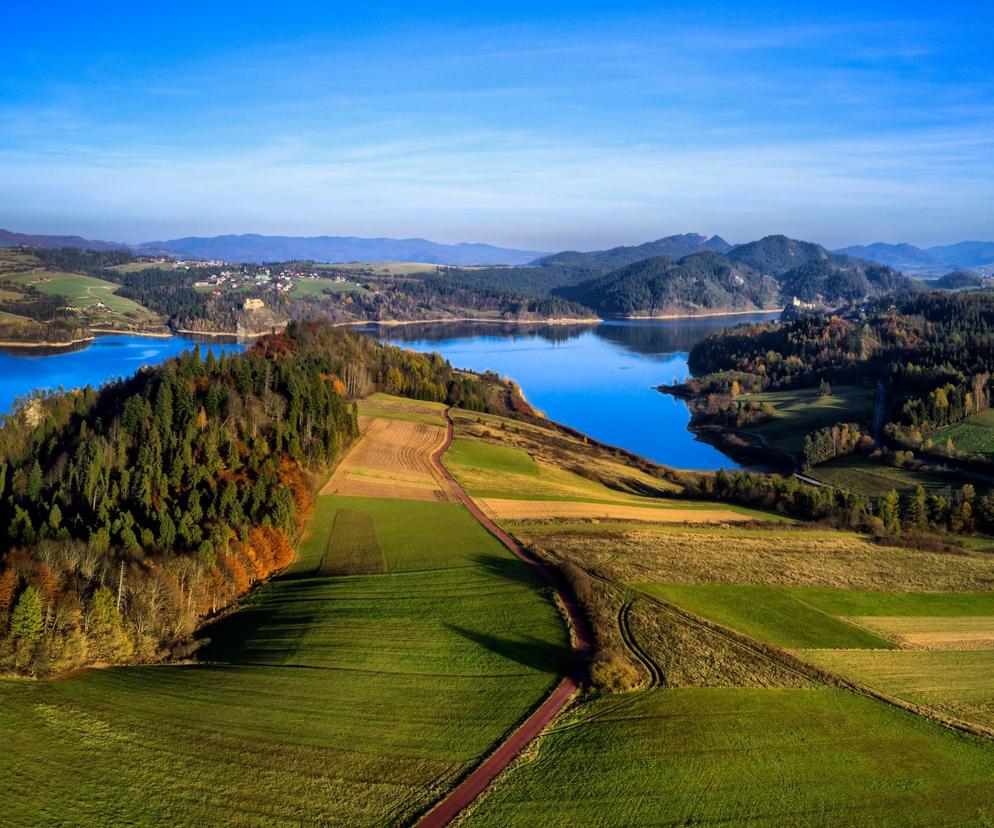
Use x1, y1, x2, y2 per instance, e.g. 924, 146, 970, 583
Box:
476, 498, 750, 523
321, 416, 455, 501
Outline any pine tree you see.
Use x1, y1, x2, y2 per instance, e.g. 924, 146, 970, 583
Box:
9, 586, 43, 644
88, 586, 118, 632
27, 460, 43, 502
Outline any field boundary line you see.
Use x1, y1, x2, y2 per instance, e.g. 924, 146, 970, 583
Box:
639, 589, 994, 742
414, 408, 592, 828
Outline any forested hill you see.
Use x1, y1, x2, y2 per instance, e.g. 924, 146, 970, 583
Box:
557, 252, 780, 316
680, 291, 994, 476
534, 233, 731, 272
545, 236, 913, 316
0, 322, 511, 675
684, 290, 994, 391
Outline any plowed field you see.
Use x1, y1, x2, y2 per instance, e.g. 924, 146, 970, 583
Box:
320, 416, 455, 501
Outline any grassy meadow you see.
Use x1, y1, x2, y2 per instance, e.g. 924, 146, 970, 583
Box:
289, 277, 368, 298
640, 583, 994, 650
931, 408, 994, 458
356, 392, 448, 425
740, 385, 876, 452
804, 649, 994, 733
0, 400, 569, 826
4, 268, 157, 322
809, 454, 969, 496
463, 688, 994, 826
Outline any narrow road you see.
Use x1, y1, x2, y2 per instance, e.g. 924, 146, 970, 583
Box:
416, 409, 593, 828
872, 380, 886, 445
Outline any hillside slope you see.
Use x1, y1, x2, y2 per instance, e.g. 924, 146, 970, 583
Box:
557, 252, 779, 316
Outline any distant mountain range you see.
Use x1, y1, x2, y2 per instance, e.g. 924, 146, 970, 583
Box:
133, 234, 547, 266
0, 229, 546, 266
834, 241, 994, 273
5, 226, 994, 274
0, 228, 126, 253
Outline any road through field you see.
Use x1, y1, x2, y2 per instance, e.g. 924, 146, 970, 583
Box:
416, 409, 593, 828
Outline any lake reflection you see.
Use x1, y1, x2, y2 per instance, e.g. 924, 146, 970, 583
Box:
363, 314, 778, 470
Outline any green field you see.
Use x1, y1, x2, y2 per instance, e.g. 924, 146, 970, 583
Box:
463, 687, 994, 826
810, 454, 966, 496
290, 277, 368, 298
0, 489, 567, 825
297, 495, 515, 572
320, 262, 444, 276
805, 649, 994, 733
741, 385, 876, 452
445, 436, 744, 511
4, 268, 159, 324
932, 408, 994, 457
356, 392, 447, 425
640, 583, 994, 649
107, 261, 176, 274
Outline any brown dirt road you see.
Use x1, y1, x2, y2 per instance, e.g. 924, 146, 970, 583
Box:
415, 409, 593, 828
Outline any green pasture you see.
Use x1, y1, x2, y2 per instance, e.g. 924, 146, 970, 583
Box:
931, 408, 994, 458
446, 437, 710, 505
804, 649, 994, 733
740, 385, 876, 452
639, 583, 994, 650
464, 687, 994, 827
810, 454, 966, 496
357, 392, 447, 426
4, 268, 158, 323
290, 277, 368, 299
0, 490, 568, 825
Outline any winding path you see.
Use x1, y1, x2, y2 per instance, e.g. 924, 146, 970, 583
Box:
416, 409, 593, 828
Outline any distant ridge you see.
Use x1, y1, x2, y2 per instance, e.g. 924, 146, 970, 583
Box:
0, 228, 546, 266
534, 233, 731, 272
0, 228, 127, 252
134, 234, 547, 266
835, 240, 994, 273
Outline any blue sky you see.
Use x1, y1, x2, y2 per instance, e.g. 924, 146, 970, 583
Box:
1, 1, 992, 250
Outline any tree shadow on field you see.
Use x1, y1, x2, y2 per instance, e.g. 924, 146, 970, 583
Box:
448, 624, 570, 674
196, 583, 314, 665
471, 553, 543, 588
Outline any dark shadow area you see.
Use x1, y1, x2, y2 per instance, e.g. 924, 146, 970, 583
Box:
196, 587, 314, 664
471, 552, 544, 588
448, 624, 570, 674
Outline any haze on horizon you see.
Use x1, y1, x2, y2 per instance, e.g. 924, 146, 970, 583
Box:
1, 1, 992, 252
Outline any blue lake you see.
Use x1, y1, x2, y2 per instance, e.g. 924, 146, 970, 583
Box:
364, 314, 779, 470
0, 316, 775, 470
0, 335, 244, 416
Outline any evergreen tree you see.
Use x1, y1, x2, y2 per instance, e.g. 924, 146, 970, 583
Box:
27, 460, 43, 503
9, 586, 43, 643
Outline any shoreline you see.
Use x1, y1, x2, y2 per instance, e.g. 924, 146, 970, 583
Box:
342, 315, 604, 327
170, 327, 268, 339
90, 327, 173, 339
0, 335, 94, 349
0, 309, 781, 350
622, 308, 783, 320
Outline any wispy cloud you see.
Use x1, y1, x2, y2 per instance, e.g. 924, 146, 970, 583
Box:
0, 5, 991, 247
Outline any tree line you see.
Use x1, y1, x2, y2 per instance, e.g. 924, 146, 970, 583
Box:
0, 322, 506, 675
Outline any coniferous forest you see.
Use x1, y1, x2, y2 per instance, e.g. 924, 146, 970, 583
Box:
0, 322, 503, 674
